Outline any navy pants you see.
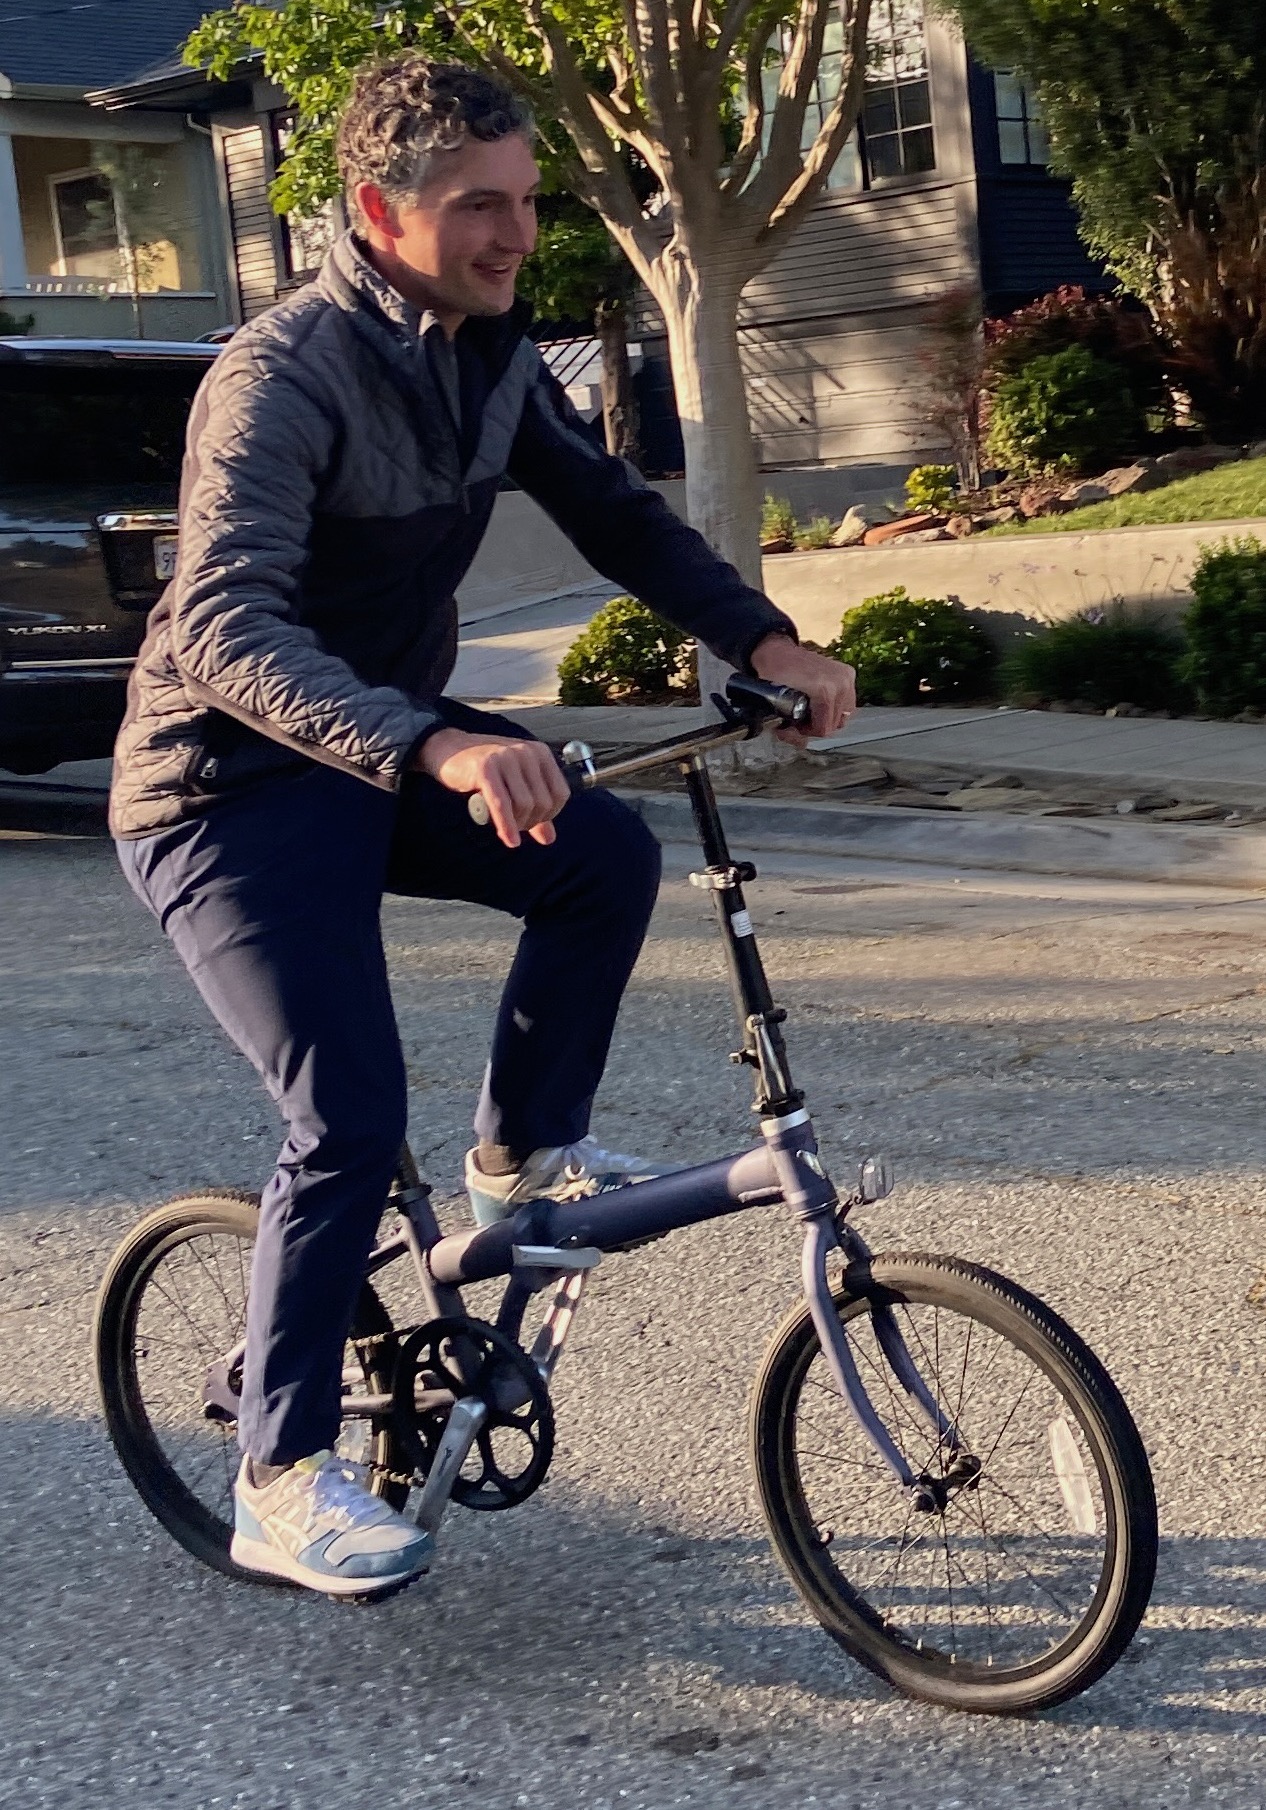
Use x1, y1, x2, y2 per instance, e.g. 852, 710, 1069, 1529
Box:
117, 702, 661, 1464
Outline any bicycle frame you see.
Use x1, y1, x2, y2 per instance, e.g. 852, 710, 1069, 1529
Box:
351, 695, 965, 1529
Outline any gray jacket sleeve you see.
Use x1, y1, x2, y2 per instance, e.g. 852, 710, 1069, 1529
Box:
167, 338, 442, 790
507, 355, 797, 672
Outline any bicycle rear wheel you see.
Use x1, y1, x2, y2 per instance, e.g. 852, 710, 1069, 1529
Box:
94, 1190, 408, 1581
751, 1252, 1157, 1713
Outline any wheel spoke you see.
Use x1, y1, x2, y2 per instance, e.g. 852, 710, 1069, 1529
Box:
774, 1274, 1128, 1685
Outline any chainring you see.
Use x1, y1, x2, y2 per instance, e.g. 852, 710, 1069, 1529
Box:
391, 1315, 555, 1511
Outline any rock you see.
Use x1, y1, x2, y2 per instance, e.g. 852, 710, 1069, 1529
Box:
945, 513, 975, 539
1247, 440, 1266, 461
829, 505, 874, 547
1100, 460, 1167, 497
802, 756, 889, 791
862, 512, 943, 547
966, 772, 1023, 789
1040, 802, 1111, 817
975, 505, 1020, 527
946, 787, 1046, 811
1156, 444, 1241, 475
1106, 702, 1145, 718
1018, 485, 1070, 520
1151, 802, 1230, 822
1047, 699, 1074, 713
760, 534, 793, 554
882, 788, 960, 810
1116, 792, 1179, 815
891, 526, 951, 545
1058, 480, 1112, 509
1232, 708, 1264, 723
1069, 699, 1102, 714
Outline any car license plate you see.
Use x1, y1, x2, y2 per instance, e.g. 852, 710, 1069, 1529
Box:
152, 535, 179, 581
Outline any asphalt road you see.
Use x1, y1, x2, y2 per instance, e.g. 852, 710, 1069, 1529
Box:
2, 805, 1265, 1809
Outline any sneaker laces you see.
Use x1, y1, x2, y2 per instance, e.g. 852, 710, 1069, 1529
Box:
303, 1453, 387, 1533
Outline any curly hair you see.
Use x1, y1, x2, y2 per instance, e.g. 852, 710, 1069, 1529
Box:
336, 57, 534, 226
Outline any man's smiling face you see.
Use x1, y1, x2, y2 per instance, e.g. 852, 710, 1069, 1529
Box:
354, 132, 540, 332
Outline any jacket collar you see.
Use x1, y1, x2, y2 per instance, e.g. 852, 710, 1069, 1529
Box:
319, 229, 533, 366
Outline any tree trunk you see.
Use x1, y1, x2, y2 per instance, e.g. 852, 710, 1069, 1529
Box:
657, 258, 766, 723
595, 297, 641, 465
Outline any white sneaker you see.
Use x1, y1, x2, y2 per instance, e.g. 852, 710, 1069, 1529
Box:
231, 1451, 433, 1598
465, 1136, 670, 1227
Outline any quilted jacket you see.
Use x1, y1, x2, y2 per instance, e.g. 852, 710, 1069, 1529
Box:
109, 231, 796, 838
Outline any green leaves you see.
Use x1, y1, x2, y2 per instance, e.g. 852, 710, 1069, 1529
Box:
824, 587, 996, 706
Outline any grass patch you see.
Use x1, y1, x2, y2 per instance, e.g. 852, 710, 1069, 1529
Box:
985, 456, 1266, 536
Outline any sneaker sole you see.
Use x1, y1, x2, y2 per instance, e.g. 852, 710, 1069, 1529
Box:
230, 1531, 430, 1599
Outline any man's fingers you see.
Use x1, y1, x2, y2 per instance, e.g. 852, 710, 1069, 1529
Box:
481, 773, 521, 849
528, 820, 558, 846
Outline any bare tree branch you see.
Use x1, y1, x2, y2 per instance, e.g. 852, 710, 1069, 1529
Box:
755, 0, 871, 255
708, 0, 765, 77
737, 0, 835, 227
629, 0, 698, 214
719, 26, 771, 200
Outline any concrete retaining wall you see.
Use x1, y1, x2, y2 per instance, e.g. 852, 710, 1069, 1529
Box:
762, 519, 1266, 648
455, 463, 909, 620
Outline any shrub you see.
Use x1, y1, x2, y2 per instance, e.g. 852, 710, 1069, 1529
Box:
985, 286, 1168, 418
824, 587, 996, 706
0, 307, 34, 336
1003, 610, 1189, 712
1181, 537, 1266, 716
794, 514, 835, 550
760, 494, 796, 543
557, 594, 695, 706
985, 345, 1145, 478
904, 464, 957, 514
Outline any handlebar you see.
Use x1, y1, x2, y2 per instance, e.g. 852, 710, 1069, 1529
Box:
466, 675, 811, 828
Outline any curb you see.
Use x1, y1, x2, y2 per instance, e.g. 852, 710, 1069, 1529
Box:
619, 789, 1266, 889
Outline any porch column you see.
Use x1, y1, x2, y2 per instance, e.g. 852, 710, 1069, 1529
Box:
0, 133, 27, 294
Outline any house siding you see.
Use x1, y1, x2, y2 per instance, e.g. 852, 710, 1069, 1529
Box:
965, 58, 1107, 310
220, 124, 278, 320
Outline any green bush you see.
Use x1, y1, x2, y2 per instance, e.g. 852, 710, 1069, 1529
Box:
904, 464, 956, 514
0, 307, 34, 336
760, 493, 796, 542
1003, 610, 1189, 712
1181, 537, 1266, 716
985, 286, 1168, 419
986, 345, 1145, 478
557, 594, 695, 706
794, 514, 835, 550
824, 587, 996, 706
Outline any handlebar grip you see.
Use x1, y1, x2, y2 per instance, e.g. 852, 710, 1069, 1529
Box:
723, 672, 811, 727
468, 793, 491, 827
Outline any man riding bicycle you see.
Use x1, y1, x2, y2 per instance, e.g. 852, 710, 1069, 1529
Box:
110, 55, 855, 1599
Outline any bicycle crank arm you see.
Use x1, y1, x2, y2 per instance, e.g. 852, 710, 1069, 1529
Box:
410, 1396, 487, 1535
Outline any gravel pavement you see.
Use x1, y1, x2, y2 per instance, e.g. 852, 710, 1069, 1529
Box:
2, 806, 1265, 1809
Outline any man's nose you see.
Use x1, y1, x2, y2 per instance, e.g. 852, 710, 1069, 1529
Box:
497, 205, 537, 256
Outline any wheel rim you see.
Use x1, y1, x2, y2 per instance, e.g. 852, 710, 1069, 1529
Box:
114, 1219, 393, 1553
782, 1286, 1119, 1681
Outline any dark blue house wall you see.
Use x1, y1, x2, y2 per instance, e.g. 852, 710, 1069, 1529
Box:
966, 58, 1109, 314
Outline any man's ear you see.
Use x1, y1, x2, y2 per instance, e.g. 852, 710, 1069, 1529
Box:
353, 181, 401, 239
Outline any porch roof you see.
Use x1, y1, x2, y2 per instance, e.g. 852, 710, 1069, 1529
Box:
0, 0, 225, 97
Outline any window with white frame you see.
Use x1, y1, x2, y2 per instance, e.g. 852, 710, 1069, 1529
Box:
758, 0, 935, 194
861, 0, 935, 180
993, 70, 1050, 166
50, 169, 124, 282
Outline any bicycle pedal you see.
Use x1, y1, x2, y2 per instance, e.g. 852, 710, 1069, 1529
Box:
511, 1243, 602, 1271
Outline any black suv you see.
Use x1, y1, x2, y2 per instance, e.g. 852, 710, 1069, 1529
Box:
0, 337, 217, 773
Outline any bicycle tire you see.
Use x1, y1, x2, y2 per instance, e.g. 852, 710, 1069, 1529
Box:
750, 1252, 1157, 1714
94, 1190, 408, 1583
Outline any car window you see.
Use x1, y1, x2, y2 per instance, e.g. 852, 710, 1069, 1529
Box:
0, 361, 211, 486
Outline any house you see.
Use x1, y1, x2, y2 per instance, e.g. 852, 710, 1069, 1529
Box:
0, 0, 233, 338
89, 0, 1106, 474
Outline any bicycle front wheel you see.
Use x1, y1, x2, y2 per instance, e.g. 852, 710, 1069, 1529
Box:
751, 1253, 1157, 1714
94, 1191, 408, 1581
